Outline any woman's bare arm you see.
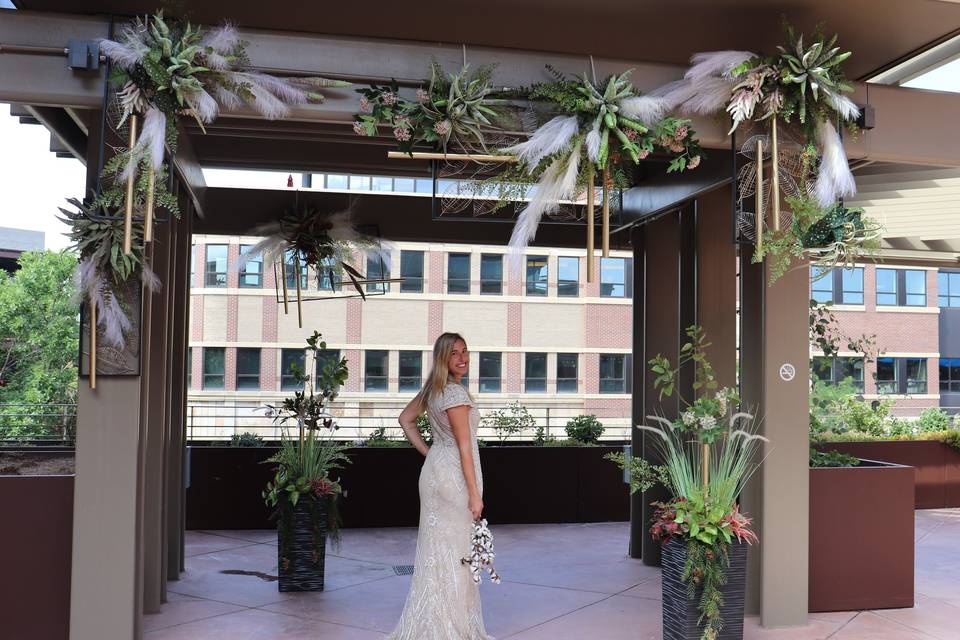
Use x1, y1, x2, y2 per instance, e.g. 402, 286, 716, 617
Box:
449, 405, 483, 519
398, 397, 429, 456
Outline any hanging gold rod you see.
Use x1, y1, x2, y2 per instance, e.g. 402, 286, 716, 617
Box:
387, 151, 517, 163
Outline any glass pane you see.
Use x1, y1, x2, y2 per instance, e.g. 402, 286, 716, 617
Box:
237, 348, 260, 376
479, 353, 501, 393
480, 255, 502, 294
372, 177, 393, 191
365, 350, 388, 392
281, 350, 305, 390
837, 357, 864, 383
939, 295, 949, 307
525, 378, 546, 393
951, 273, 960, 298
239, 245, 262, 288
366, 253, 390, 293
906, 358, 926, 394
203, 348, 225, 390
841, 267, 863, 304
526, 256, 548, 296
448, 254, 470, 294
393, 178, 415, 193
349, 175, 371, 190
599, 355, 625, 393
526, 353, 547, 378
905, 270, 925, 306
938, 273, 949, 302
326, 174, 348, 189
415, 179, 433, 194
399, 351, 422, 391
204, 245, 227, 287
315, 349, 340, 381
558, 257, 579, 297
939, 358, 954, 384
876, 357, 897, 394
600, 258, 625, 297
875, 268, 897, 305
811, 267, 833, 303
317, 257, 341, 291
812, 290, 833, 304
400, 251, 424, 293
557, 353, 578, 393
284, 250, 309, 289
811, 357, 833, 383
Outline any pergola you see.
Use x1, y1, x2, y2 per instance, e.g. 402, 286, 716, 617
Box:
2, 2, 960, 638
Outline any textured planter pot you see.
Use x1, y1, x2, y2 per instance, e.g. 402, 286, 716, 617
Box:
809, 459, 914, 611
661, 538, 747, 640
277, 494, 328, 592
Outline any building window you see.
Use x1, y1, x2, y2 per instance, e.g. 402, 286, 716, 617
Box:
599, 354, 627, 393
525, 353, 547, 392
394, 178, 415, 193
326, 174, 348, 189
204, 244, 227, 287
811, 266, 833, 304
448, 253, 471, 294
317, 257, 341, 292
364, 350, 388, 392
238, 245, 262, 288
811, 356, 864, 392
876, 268, 898, 306
202, 347, 225, 389
315, 349, 341, 388
367, 253, 391, 293
557, 353, 578, 393
372, 176, 393, 191
557, 257, 579, 297
478, 352, 501, 393
526, 256, 548, 296
876, 358, 898, 394
400, 250, 424, 293
480, 254, 502, 295
905, 270, 926, 306
840, 268, 863, 304
938, 271, 960, 308
906, 358, 927, 394
398, 351, 423, 391
187, 347, 192, 389
284, 250, 309, 290
236, 348, 261, 390
280, 349, 305, 391
600, 258, 626, 297
939, 359, 960, 393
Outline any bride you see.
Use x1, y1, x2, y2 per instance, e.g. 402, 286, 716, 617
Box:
387, 332, 494, 639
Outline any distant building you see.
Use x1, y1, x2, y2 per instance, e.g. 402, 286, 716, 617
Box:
0, 227, 44, 273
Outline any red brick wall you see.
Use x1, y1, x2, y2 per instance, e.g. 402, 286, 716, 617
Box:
344, 349, 361, 392
226, 296, 238, 342
428, 251, 443, 294
224, 347, 236, 391
260, 348, 277, 391
506, 352, 521, 393
191, 295, 203, 341
346, 299, 363, 343
507, 303, 522, 346
262, 295, 277, 342
586, 305, 632, 349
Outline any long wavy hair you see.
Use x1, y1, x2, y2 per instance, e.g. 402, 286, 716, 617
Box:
413, 332, 472, 412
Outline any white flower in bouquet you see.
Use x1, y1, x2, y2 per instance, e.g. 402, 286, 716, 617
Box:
682, 411, 698, 427
698, 415, 717, 430
460, 518, 501, 585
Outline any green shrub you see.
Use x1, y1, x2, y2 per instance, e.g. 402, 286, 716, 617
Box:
542, 438, 587, 447
416, 414, 432, 444
916, 407, 952, 433
481, 402, 537, 443
230, 432, 264, 447
565, 415, 605, 444
887, 418, 914, 437
809, 448, 860, 468
363, 426, 410, 447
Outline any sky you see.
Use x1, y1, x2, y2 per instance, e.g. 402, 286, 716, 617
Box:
0, 56, 956, 252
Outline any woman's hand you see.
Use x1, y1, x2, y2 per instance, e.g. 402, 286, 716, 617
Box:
468, 492, 484, 521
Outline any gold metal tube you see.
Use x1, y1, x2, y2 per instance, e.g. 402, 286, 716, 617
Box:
601, 167, 611, 258
294, 254, 303, 329
756, 138, 764, 254
587, 172, 595, 283
279, 259, 290, 314
386, 151, 517, 163
771, 118, 780, 232
89, 299, 97, 390
702, 443, 710, 492
123, 114, 138, 255
144, 168, 155, 243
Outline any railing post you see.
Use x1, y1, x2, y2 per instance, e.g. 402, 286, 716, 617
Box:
545, 407, 550, 439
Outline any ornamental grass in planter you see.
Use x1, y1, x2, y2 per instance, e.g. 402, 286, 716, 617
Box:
614, 326, 767, 640
262, 331, 350, 592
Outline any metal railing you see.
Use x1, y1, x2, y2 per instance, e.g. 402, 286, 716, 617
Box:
185, 401, 632, 443
0, 404, 77, 443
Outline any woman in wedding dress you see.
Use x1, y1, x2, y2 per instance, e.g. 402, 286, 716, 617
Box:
387, 332, 494, 640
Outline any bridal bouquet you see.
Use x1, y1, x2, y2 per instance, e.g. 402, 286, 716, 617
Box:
461, 518, 501, 585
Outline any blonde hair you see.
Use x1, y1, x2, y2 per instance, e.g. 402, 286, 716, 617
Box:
413, 332, 472, 412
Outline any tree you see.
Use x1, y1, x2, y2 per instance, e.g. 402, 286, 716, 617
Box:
0, 250, 79, 439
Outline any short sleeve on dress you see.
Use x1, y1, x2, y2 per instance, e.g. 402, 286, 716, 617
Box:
437, 383, 472, 411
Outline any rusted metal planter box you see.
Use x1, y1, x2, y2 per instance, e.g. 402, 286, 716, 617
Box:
0, 473, 74, 640
814, 440, 960, 509
809, 459, 914, 612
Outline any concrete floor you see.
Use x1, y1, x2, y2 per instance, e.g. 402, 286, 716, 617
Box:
146, 509, 960, 639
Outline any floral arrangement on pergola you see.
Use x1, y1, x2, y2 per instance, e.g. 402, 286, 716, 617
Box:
655, 23, 880, 281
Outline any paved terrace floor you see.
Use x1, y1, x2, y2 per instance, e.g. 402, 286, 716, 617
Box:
146, 509, 960, 639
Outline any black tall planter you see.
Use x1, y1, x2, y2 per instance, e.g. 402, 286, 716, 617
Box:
277, 495, 328, 592
661, 538, 748, 640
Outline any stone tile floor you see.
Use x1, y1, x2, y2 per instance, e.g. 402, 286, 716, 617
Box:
146, 509, 960, 639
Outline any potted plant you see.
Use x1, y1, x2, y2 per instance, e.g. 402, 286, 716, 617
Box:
262, 330, 349, 592
612, 326, 767, 640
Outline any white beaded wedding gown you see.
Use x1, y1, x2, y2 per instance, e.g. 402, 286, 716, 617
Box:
387, 382, 494, 640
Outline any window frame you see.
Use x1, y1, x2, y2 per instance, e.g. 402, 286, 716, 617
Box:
280, 349, 306, 391
938, 271, 960, 308
364, 350, 389, 392
478, 352, 502, 393
283, 250, 309, 291
600, 257, 627, 298
839, 267, 864, 305
939, 358, 960, 393
314, 349, 341, 390
557, 256, 579, 297
398, 350, 423, 392
204, 244, 228, 288
238, 244, 263, 288
599, 354, 627, 394
525, 353, 547, 393
811, 266, 833, 304
556, 353, 578, 393
480, 254, 503, 295
235, 348, 261, 390
202, 347, 225, 390
876, 268, 898, 306
399, 250, 424, 293
366, 253, 391, 294
876, 357, 899, 395
525, 255, 548, 297
904, 269, 926, 307
447, 253, 471, 295
905, 358, 927, 394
